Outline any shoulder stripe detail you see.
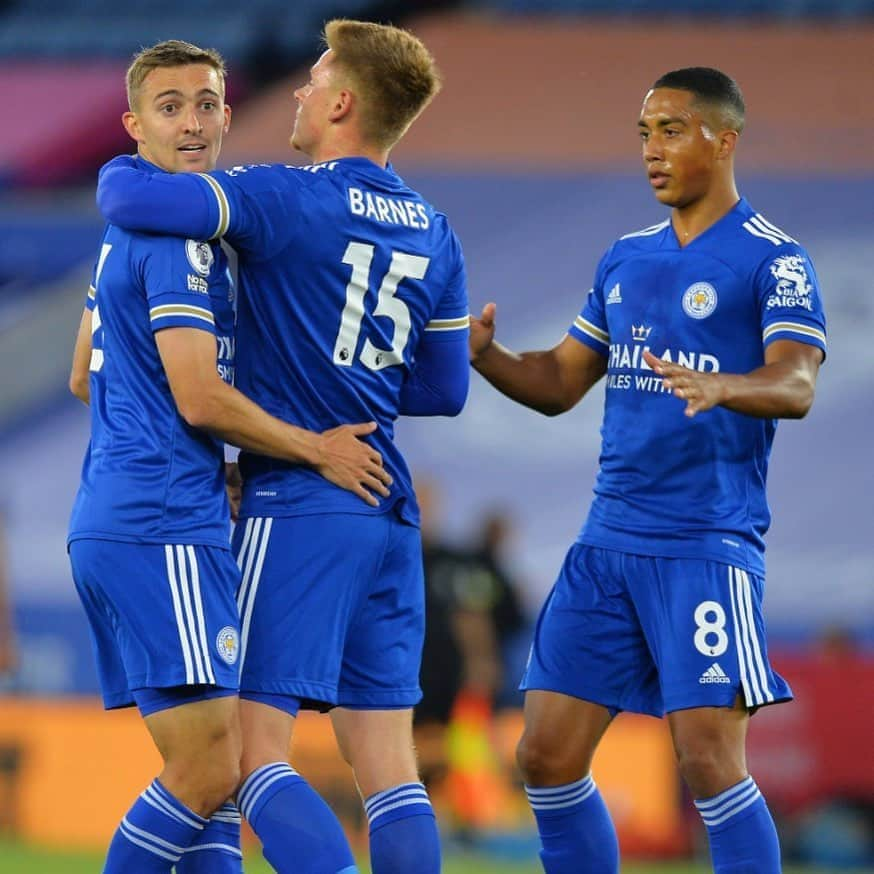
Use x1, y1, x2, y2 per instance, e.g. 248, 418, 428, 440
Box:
742, 214, 797, 247
751, 213, 796, 244
197, 173, 229, 239
573, 315, 609, 346
762, 321, 826, 346
150, 304, 215, 326
425, 315, 470, 332
620, 219, 670, 240
87, 285, 96, 301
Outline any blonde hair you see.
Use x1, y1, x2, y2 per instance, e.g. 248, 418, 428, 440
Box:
324, 19, 441, 150
126, 40, 227, 110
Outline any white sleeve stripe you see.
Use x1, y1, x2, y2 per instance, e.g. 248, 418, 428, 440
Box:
87, 285, 96, 300
197, 172, 230, 238
150, 304, 215, 326
424, 315, 470, 331
762, 322, 826, 345
573, 316, 609, 345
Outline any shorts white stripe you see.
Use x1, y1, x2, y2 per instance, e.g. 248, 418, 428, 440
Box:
237, 518, 273, 670
738, 570, 773, 702
186, 545, 216, 685
730, 567, 770, 706
165, 545, 195, 685
175, 545, 208, 684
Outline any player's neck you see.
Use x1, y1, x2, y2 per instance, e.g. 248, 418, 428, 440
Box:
308, 133, 389, 169
671, 183, 740, 247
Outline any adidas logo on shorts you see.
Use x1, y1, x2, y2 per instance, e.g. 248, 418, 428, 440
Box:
699, 662, 731, 684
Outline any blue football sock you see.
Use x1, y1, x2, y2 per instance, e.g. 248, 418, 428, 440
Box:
103, 779, 207, 873
175, 802, 243, 873
695, 776, 781, 873
237, 762, 358, 874
364, 782, 440, 874
526, 775, 619, 874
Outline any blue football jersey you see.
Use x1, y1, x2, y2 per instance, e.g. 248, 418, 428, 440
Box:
569, 198, 827, 575
190, 158, 469, 523
68, 201, 235, 548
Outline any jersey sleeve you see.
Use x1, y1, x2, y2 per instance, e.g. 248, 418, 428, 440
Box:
399, 232, 470, 416
567, 246, 612, 355
755, 244, 827, 358
138, 236, 219, 335
97, 155, 219, 240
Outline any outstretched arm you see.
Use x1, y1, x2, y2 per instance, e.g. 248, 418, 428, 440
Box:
470, 302, 607, 415
97, 156, 219, 239
157, 327, 392, 506
399, 330, 469, 417
644, 340, 822, 419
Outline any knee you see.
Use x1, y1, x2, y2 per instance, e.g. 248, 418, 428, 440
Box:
516, 729, 579, 786
675, 741, 744, 798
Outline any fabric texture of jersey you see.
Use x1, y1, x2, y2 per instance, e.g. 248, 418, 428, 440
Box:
521, 544, 792, 717
70, 540, 241, 710
569, 199, 827, 574
69, 159, 236, 548
232, 513, 424, 709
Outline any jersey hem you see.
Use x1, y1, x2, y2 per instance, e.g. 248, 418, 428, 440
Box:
67, 531, 232, 550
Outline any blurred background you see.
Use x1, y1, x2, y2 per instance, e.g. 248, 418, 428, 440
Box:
0, 0, 872, 871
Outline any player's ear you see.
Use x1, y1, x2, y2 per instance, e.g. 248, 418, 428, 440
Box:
223, 104, 232, 133
122, 111, 145, 145
328, 89, 353, 122
717, 129, 738, 160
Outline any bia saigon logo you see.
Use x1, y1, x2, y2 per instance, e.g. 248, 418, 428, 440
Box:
682, 282, 718, 319
767, 254, 813, 310
215, 626, 239, 665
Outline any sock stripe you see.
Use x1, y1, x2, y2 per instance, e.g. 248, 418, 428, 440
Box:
238, 763, 298, 821
119, 817, 185, 861
695, 777, 762, 827
525, 776, 597, 811
210, 802, 242, 824
364, 784, 429, 818
143, 782, 207, 830
181, 841, 244, 857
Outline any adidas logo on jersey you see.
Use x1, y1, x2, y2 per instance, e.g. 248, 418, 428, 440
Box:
699, 663, 731, 684
606, 283, 622, 304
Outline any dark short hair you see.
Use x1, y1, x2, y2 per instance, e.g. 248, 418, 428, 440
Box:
652, 67, 745, 133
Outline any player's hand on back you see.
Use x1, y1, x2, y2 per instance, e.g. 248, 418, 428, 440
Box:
469, 302, 497, 362
316, 422, 393, 506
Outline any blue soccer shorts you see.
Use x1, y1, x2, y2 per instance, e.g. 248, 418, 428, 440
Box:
69, 539, 241, 715
521, 544, 792, 716
232, 511, 424, 713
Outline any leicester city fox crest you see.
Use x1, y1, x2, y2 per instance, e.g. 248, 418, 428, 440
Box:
215, 626, 239, 665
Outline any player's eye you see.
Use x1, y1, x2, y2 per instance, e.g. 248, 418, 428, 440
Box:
201, 101, 216, 111
160, 104, 176, 114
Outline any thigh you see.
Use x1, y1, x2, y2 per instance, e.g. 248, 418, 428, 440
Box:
521, 544, 662, 716
338, 518, 424, 709
627, 557, 793, 713
233, 514, 387, 706
70, 540, 241, 707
